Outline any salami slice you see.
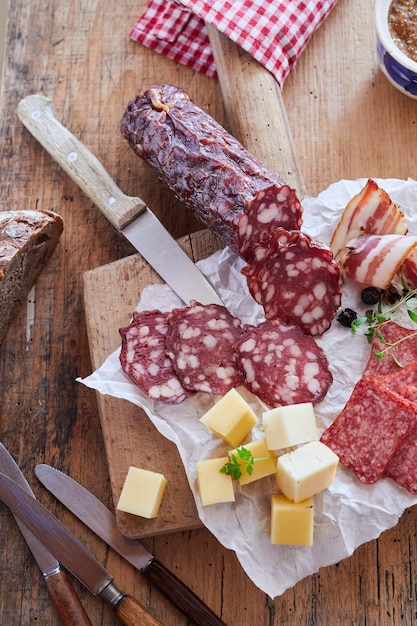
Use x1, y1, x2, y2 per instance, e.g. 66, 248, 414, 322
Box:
320, 376, 417, 484
165, 301, 244, 395
235, 320, 332, 407
120, 85, 302, 261
242, 228, 342, 336
385, 428, 417, 494
119, 310, 194, 404
379, 360, 417, 394
362, 321, 417, 376
378, 364, 417, 494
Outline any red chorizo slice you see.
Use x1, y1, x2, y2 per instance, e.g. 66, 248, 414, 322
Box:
242, 228, 342, 336
362, 321, 417, 376
120, 85, 302, 260
235, 320, 332, 407
320, 376, 417, 484
165, 301, 244, 395
379, 360, 417, 394
119, 310, 194, 404
385, 428, 417, 494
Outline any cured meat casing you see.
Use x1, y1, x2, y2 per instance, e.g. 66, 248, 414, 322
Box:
235, 320, 333, 407
243, 228, 342, 336
165, 302, 244, 395
120, 84, 302, 261
119, 310, 194, 404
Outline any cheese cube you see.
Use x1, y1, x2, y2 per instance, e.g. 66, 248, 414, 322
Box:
116, 466, 167, 519
196, 457, 235, 505
229, 439, 277, 485
199, 388, 258, 446
276, 441, 338, 503
270, 494, 314, 546
262, 402, 318, 450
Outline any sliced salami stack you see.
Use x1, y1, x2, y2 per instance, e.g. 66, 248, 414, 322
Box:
320, 375, 417, 484
243, 228, 342, 336
120, 307, 333, 408
321, 321, 417, 492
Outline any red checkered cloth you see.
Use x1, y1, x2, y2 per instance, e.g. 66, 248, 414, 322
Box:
129, 0, 338, 86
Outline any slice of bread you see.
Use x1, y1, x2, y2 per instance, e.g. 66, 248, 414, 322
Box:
0, 210, 64, 345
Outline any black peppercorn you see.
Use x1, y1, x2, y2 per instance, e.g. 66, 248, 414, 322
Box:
361, 286, 381, 305
337, 308, 358, 327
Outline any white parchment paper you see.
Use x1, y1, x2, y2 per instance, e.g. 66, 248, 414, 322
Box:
79, 178, 417, 598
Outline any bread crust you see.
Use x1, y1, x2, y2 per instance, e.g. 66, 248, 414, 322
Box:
0, 210, 64, 345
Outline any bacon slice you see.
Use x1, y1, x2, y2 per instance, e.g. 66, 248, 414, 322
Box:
330, 179, 407, 260
401, 249, 417, 288
339, 233, 417, 289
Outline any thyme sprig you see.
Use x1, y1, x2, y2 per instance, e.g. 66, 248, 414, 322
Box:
351, 284, 417, 361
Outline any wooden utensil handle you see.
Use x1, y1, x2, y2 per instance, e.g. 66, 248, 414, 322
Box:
17, 94, 146, 229
206, 25, 307, 199
45, 570, 92, 625
114, 594, 163, 626
143, 558, 226, 625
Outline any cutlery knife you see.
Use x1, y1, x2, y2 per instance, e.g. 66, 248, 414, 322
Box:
0, 444, 91, 626
0, 472, 163, 626
17, 93, 223, 307
35, 464, 227, 626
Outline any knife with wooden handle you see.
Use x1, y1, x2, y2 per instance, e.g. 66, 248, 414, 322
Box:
206, 25, 307, 198
0, 444, 92, 626
17, 94, 223, 307
34, 463, 227, 626
0, 472, 163, 626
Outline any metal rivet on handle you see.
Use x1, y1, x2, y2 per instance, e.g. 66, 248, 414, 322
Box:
67, 152, 78, 162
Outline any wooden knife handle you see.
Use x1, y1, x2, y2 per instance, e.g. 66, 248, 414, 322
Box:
206, 24, 307, 199
17, 94, 146, 229
143, 558, 226, 626
45, 569, 92, 626
113, 594, 163, 626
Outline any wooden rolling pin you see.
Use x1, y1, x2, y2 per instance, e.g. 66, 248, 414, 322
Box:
206, 25, 307, 199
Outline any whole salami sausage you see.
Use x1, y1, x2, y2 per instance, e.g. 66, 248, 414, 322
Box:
243, 228, 342, 336
165, 301, 244, 395
235, 320, 332, 406
120, 84, 302, 261
119, 309, 194, 404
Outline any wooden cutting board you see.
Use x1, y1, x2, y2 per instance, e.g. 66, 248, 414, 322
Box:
83, 228, 223, 538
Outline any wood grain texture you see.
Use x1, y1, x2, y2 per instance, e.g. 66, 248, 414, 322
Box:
83, 230, 222, 538
1, 0, 417, 624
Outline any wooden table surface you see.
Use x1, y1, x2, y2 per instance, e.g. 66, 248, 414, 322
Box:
1, 0, 417, 624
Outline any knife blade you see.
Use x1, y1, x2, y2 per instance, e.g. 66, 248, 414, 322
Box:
17, 93, 222, 307
0, 472, 163, 626
35, 464, 227, 626
0, 444, 91, 626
